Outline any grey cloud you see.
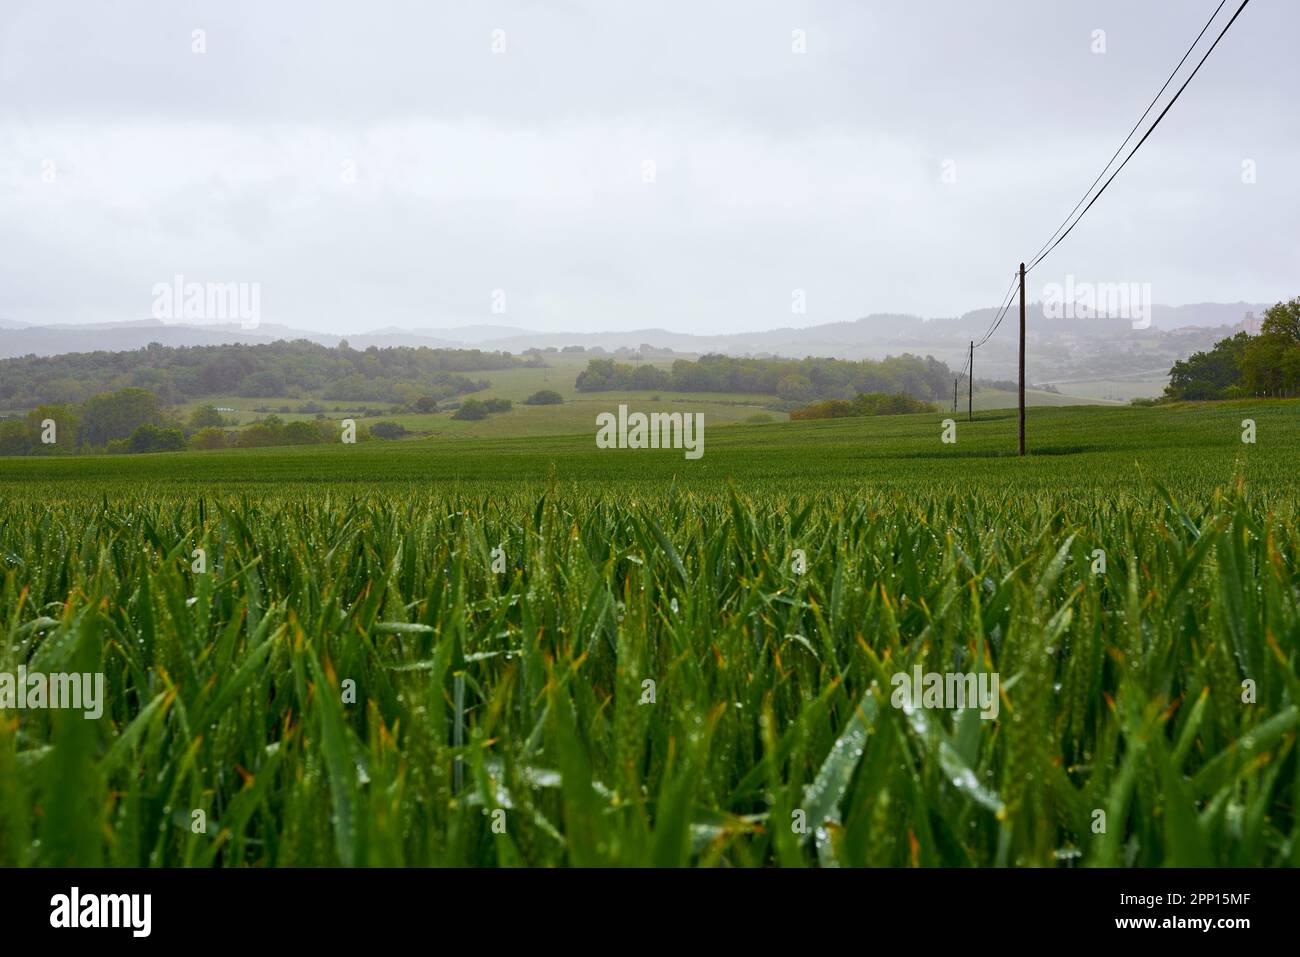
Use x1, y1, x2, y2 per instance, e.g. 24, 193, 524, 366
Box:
1, 0, 1295, 335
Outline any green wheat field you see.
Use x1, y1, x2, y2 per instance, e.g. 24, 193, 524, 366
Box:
2, 401, 1298, 867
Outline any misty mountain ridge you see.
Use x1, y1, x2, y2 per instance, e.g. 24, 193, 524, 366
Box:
0, 302, 1268, 362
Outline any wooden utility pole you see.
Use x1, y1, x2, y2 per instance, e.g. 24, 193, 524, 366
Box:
1018, 261, 1026, 456
968, 339, 973, 422
953, 377, 958, 414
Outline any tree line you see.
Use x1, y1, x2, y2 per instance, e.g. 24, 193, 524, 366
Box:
789, 392, 936, 420
1165, 298, 1300, 400
573, 353, 954, 404
0, 339, 533, 408
0, 387, 407, 455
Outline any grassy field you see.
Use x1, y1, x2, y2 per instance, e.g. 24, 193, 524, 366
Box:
196, 391, 790, 439
168, 351, 1107, 441
1, 400, 1298, 867
973, 387, 1121, 409
1035, 376, 1171, 403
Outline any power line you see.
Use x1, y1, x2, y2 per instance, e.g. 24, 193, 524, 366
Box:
974, 291, 1014, 349
956, 0, 1250, 431
974, 271, 1020, 349
968, 0, 1248, 368
1026, 0, 1250, 275
975, 271, 1019, 346
955, 273, 1011, 386
1023, 0, 1229, 273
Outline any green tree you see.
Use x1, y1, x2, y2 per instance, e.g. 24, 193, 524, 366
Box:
236, 424, 282, 448
282, 420, 324, 444
189, 405, 224, 429
1165, 333, 1251, 400
574, 359, 619, 392
1240, 334, 1300, 397
1241, 297, 1300, 397
1260, 296, 1300, 341
237, 371, 287, 397
80, 388, 166, 447
0, 419, 32, 455
777, 374, 814, 403
26, 404, 80, 453
631, 365, 670, 390
127, 424, 186, 453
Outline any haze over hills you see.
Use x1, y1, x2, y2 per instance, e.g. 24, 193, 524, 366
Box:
0, 301, 1267, 361
0, 300, 1272, 403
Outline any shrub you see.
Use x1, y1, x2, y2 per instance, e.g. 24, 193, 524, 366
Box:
189, 427, 228, 450
236, 424, 283, 448
790, 392, 935, 420
283, 420, 325, 444
483, 398, 512, 413
523, 390, 564, 406
370, 421, 409, 440
127, 424, 187, 453
452, 400, 489, 421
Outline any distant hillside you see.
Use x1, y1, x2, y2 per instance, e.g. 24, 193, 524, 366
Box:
0, 339, 537, 408
0, 302, 1269, 362
0, 319, 472, 359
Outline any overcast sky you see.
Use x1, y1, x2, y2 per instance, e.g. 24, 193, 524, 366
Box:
1, 0, 1294, 335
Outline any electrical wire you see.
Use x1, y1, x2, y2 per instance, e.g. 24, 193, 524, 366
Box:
1023, 0, 1230, 272
1026, 0, 1250, 275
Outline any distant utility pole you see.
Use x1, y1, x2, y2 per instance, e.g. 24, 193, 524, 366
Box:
1018, 262, 1026, 456
953, 377, 958, 414
968, 339, 973, 422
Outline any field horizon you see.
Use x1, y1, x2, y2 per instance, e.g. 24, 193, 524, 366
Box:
2, 398, 1291, 496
